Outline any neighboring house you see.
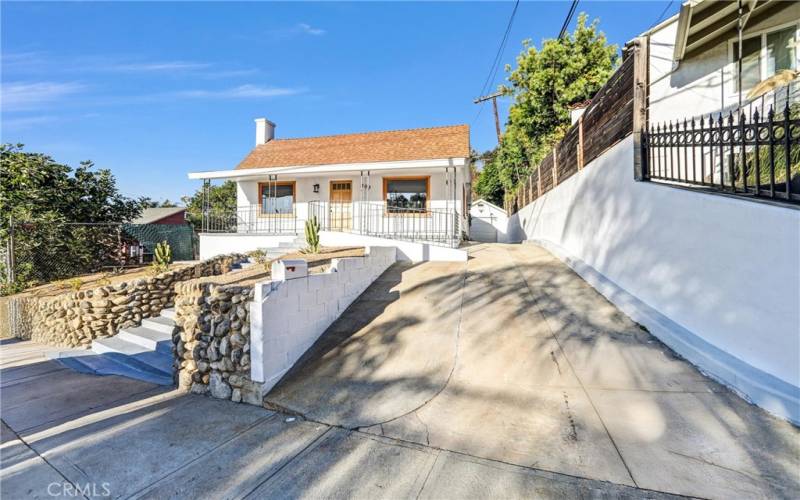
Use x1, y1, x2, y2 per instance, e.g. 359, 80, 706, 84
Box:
469, 199, 510, 243
643, 0, 798, 124
188, 120, 471, 258
132, 207, 187, 225
125, 207, 195, 262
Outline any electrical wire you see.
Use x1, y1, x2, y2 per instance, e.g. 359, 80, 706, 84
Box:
650, 0, 675, 30
558, 0, 580, 40
472, 0, 521, 126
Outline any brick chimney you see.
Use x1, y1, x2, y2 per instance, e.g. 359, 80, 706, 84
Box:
255, 118, 276, 145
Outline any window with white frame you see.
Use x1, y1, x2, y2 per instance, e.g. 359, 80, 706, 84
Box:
731, 23, 798, 93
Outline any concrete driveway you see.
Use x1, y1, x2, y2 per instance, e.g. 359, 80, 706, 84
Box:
2, 243, 798, 499
267, 243, 800, 499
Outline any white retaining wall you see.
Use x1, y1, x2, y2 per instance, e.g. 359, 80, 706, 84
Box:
319, 231, 467, 262
199, 234, 297, 260
508, 135, 800, 424
249, 246, 397, 394
199, 232, 467, 262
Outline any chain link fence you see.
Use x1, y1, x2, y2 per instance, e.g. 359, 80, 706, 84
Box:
1, 221, 197, 297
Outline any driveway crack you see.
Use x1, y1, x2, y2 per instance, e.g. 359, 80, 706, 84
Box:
353, 265, 468, 432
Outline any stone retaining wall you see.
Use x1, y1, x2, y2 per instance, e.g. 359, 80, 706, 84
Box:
26, 254, 246, 348
172, 248, 396, 406
172, 281, 261, 404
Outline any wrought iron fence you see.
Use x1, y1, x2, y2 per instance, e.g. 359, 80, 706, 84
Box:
309, 201, 460, 248
644, 91, 799, 205
198, 205, 299, 234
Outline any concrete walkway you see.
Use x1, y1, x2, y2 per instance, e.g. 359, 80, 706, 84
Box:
1, 243, 798, 499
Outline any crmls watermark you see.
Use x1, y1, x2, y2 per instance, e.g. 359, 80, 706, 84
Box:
47, 482, 111, 497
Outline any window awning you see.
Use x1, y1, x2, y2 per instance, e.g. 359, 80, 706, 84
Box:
673, 0, 788, 62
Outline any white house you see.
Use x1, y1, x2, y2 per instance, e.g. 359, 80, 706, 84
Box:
644, 0, 798, 125
188, 120, 472, 260
469, 199, 510, 243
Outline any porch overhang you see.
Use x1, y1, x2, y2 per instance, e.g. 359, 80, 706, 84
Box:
672, 0, 787, 62
188, 157, 468, 181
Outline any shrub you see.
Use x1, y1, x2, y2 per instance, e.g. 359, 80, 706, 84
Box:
247, 249, 270, 271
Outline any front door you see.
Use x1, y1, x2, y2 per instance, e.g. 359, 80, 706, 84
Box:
329, 181, 352, 230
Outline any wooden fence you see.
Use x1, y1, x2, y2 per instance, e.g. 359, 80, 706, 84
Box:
507, 45, 640, 213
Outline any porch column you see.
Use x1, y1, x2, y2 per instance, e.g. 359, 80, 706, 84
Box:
202, 179, 211, 232
359, 170, 371, 234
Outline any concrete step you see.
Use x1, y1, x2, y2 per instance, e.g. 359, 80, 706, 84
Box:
280, 238, 306, 249
54, 307, 177, 386
92, 336, 150, 356
117, 326, 172, 353
140, 316, 175, 335
160, 308, 176, 320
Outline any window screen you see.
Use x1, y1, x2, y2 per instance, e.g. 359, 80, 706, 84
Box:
261, 183, 294, 215
767, 27, 797, 76
385, 178, 428, 213
733, 36, 762, 92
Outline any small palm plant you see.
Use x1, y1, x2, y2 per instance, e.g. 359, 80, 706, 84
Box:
151, 240, 172, 274
303, 216, 321, 254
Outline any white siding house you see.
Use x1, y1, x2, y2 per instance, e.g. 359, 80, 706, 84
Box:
646, 0, 798, 125
188, 121, 472, 260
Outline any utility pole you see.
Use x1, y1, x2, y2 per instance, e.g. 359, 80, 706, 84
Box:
474, 91, 503, 143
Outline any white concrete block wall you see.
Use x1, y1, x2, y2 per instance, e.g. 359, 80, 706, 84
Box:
249, 246, 397, 394
507, 135, 800, 424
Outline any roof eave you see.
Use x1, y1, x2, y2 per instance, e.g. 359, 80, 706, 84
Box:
188, 157, 470, 180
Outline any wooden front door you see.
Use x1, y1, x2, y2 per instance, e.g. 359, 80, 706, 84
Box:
329, 181, 352, 230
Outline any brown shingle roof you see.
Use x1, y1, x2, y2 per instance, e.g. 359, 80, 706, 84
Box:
235, 124, 470, 170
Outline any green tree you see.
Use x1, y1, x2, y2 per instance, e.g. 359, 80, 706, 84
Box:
494, 13, 618, 198
0, 144, 144, 293
181, 180, 237, 227
141, 198, 179, 208
473, 149, 504, 206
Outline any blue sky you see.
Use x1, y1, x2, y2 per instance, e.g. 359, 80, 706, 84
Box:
1, 1, 679, 203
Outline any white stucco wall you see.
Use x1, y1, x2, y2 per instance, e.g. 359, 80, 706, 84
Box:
509, 135, 800, 423
320, 231, 467, 262
249, 246, 397, 394
649, 5, 800, 125
198, 231, 466, 262
198, 234, 297, 260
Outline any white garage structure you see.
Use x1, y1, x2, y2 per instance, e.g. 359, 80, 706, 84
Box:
469, 199, 510, 243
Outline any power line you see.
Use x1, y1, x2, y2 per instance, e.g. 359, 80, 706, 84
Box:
558, 0, 580, 40
472, 0, 521, 128
477, 0, 520, 99
650, 1, 675, 30
550, 0, 579, 121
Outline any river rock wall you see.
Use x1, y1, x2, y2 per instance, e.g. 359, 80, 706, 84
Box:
28, 254, 246, 347
172, 281, 261, 405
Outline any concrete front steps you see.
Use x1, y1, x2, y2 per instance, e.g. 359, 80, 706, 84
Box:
49, 309, 176, 386
237, 238, 306, 270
